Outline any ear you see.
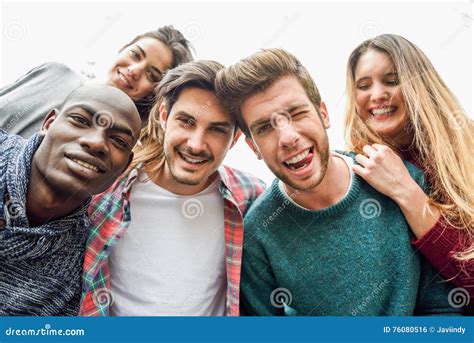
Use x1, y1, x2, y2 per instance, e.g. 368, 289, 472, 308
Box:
159, 102, 168, 131
229, 129, 242, 149
319, 101, 330, 129
40, 109, 58, 135
245, 137, 262, 160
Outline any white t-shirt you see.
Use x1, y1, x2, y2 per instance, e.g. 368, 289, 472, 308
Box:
109, 173, 227, 316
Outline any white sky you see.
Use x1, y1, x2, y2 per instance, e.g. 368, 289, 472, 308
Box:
1, 0, 472, 185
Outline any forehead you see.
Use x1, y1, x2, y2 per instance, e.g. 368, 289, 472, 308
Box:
170, 87, 233, 124
355, 50, 395, 78
241, 76, 310, 120
62, 96, 139, 130
132, 36, 174, 70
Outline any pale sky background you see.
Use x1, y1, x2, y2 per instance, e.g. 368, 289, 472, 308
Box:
1, 0, 472, 185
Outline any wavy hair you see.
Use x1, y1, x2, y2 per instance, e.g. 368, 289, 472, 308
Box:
344, 33, 474, 259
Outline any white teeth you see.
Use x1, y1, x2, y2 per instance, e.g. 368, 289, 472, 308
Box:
72, 158, 100, 172
181, 153, 206, 164
119, 72, 132, 88
284, 148, 310, 165
372, 107, 395, 116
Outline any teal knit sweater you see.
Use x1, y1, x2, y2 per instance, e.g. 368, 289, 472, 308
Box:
241, 154, 459, 316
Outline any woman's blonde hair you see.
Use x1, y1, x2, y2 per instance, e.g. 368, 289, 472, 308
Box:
127, 60, 225, 177
344, 33, 474, 259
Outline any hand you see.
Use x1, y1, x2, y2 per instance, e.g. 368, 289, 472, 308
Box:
353, 144, 440, 239
353, 144, 418, 203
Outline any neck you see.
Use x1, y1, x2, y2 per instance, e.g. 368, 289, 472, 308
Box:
284, 154, 350, 210
147, 162, 216, 196
26, 162, 86, 226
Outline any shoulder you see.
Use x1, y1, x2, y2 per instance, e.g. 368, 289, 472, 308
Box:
243, 180, 280, 229
0, 129, 24, 149
31, 62, 84, 84
37, 62, 76, 74
220, 165, 266, 198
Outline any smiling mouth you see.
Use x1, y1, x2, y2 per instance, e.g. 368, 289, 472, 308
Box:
283, 147, 314, 171
118, 71, 132, 89
371, 106, 396, 117
67, 157, 105, 174
178, 151, 210, 165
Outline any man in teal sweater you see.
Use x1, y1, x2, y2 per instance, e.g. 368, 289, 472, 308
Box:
215, 49, 460, 316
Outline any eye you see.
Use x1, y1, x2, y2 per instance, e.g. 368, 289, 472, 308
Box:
112, 136, 130, 149
210, 127, 229, 135
146, 70, 161, 83
178, 117, 195, 127
130, 49, 140, 60
70, 115, 90, 126
385, 79, 399, 86
357, 83, 370, 90
292, 111, 307, 119
256, 123, 272, 135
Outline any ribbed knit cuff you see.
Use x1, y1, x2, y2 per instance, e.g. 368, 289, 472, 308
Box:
412, 218, 464, 257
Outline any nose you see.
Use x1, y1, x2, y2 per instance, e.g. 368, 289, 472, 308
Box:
370, 82, 390, 102
278, 124, 300, 150
186, 129, 207, 153
127, 62, 145, 81
79, 130, 109, 157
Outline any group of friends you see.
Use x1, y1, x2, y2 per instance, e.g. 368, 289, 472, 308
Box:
0, 25, 473, 316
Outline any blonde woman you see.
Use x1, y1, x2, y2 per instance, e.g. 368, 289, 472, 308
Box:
344, 33, 474, 310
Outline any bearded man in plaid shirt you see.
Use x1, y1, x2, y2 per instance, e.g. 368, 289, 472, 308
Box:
79, 60, 265, 316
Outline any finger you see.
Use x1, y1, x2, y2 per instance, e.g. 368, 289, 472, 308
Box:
362, 144, 377, 158
352, 164, 368, 178
372, 143, 389, 152
355, 153, 371, 167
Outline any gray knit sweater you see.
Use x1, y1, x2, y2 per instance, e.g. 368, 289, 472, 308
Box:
0, 129, 90, 315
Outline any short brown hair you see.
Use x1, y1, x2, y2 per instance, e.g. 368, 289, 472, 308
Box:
215, 48, 322, 137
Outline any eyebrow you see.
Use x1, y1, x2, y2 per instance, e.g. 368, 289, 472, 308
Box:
68, 104, 135, 139
249, 103, 308, 132
135, 44, 163, 76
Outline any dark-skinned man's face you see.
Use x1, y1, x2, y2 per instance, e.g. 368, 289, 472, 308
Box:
32, 84, 141, 199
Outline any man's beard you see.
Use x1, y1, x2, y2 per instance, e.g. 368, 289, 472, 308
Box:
269, 135, 330, 191
164, 144, 213, 186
